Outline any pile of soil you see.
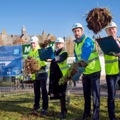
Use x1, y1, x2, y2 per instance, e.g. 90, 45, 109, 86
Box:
39, 39, 51, 48
59, 60, 88, 85
24, 56, 41, 74
86, 8, 112, 34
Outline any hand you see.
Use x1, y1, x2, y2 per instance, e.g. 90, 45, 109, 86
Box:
46, 59, 52, 62
28, 74, 32, 77
113, 52, 120, 57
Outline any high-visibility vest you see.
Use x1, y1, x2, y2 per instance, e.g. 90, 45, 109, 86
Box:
57, 50, 69, 77
28, 45, 47, 80
19, 76, 23, 80
74, 36, 101, 74
48, 50, 69, 77
16, 76, 20, 79
104, 54, 119, 75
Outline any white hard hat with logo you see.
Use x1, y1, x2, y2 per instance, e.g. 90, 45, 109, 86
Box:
55, 37, 64, 43
105, 22, 117, 30
30, 36, 39, 43
72, 22, 84, 31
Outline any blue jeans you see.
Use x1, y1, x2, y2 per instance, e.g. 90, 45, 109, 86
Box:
34, 72, 48, 110
106, 75, 118, 120
82, 71, 100, 120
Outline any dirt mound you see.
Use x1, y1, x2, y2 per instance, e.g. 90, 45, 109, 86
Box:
86, 8, 112, 34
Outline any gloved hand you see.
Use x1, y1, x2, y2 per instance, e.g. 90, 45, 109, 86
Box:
72, 67, 85, 81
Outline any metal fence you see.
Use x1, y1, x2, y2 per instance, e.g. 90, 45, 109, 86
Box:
0, 76, 34, 101
0, 57, 76, 102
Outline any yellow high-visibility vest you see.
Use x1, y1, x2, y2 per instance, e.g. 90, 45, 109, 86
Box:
104, 54, 119, 75
28, 45, 47, 80
57, 50, 69, 77
74, 36, 101, 74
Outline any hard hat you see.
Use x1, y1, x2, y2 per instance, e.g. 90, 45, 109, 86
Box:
72, 22, 84, 31
30, 36, 39, 43
105, 22, 117, 30
55, 37, 64, 43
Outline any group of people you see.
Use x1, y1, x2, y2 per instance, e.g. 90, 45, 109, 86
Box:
28, 21, 119, 120
11, 76, 25, 89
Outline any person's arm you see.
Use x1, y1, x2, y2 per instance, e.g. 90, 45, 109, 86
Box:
74, 49, 78, 62
52, 52, 68, 63
81, 37, 94, 61
113, 52, 120, 57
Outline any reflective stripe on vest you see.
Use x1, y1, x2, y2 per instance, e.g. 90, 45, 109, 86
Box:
76, 50, 97, 58
105, 59, 118, 64
87, 57, 99, 63
104, 54, 119, 75
74, 36, 101, 74
60, 65, 69, 70
57, 50, 69, 77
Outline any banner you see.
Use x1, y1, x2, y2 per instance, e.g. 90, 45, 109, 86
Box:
22, 44, 31, 59
48, 41, 55, 51
0, 45, 23, 77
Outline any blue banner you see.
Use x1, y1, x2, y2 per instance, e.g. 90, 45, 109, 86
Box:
0, 45, 23, 77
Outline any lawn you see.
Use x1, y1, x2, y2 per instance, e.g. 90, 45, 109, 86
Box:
0, 93, 120, 120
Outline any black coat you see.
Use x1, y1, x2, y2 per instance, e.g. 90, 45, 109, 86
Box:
48, 48, 68, 99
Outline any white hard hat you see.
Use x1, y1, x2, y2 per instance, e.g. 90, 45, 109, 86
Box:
30, 36, 39, 43
105, 22, 117, 30
55, 37, 64, 43
72, 22, 84, 31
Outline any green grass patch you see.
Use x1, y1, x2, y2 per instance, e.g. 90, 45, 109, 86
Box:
0, 81, 13, 87
0, 93, 120, 120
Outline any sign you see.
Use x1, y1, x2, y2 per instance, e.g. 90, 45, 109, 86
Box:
22, 44, 31, 59
48, 41, 55, 51
0, 45, 23, 76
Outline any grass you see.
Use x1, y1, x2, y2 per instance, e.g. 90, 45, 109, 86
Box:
0, 93, 120, 120
0, 81, 12, 87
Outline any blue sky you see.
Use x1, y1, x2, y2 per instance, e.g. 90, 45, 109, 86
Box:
0, 0, 120, 38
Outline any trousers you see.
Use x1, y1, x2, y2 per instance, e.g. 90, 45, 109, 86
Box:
106, 75, 118, 120
33, 73, 48, 110
82, 71, 101, 120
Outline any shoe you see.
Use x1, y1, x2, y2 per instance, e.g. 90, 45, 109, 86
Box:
110, 116, 116, 120
80, 113, 91, 120
64, 108, 67, 113
60, 113, 66, 119
32, 106, 40, 111
40, 109, 48, 116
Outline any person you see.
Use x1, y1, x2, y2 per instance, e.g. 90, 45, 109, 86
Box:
19, 75, 24, 89
104, 22, 119, 120
117, 59, 120, 89
15, 76, 21, 89
47, 37, 69, 119
72, 23, 101, 120
28, 36, 48, 115
110, 22, 120, 89
11, 76, 16, 87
